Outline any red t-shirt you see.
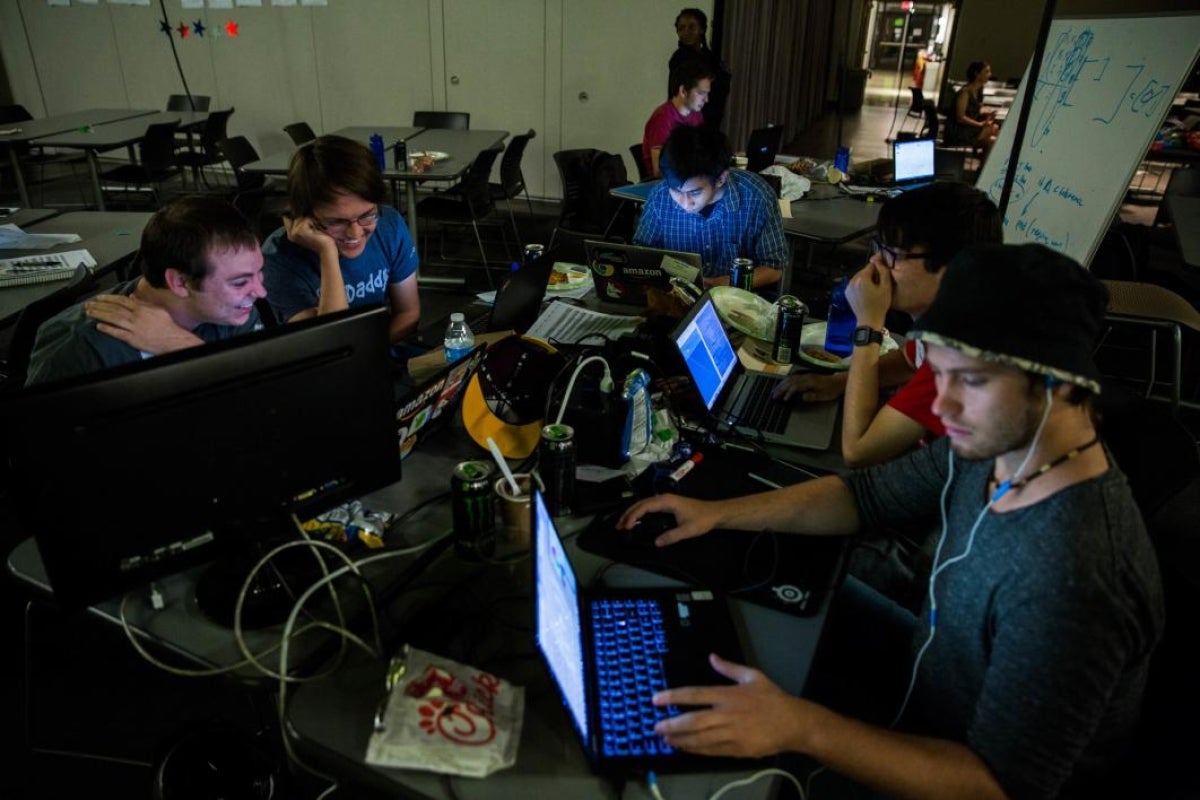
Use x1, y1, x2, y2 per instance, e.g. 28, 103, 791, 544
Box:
886, 339, 946, 437
642, 101, 704, 174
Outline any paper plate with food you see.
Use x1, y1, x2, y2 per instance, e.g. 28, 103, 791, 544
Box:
545, 262, 591, 291
710, 286, 776, 341
409, 150, 451, 162
799, 321, 898, 370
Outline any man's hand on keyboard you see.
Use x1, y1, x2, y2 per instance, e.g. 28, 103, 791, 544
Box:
772, 371, 847, 403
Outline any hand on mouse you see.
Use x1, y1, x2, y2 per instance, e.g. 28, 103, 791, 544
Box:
616, 495, 716, 547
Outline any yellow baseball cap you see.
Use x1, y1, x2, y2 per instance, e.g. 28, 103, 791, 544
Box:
461, 335, 564, 459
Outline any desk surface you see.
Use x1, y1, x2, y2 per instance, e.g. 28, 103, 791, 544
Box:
0, 207, 59, 228
0, 108, 157, 145
0, 210, 150, 324
330, 125, 423, 146
32, 110, 213, 149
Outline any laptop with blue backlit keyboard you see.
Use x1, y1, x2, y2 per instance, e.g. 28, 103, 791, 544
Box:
532, 490, 746, 774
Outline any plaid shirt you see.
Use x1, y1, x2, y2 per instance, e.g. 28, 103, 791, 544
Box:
633, 169, 789, 279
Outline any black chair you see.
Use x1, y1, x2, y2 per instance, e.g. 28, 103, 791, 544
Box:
489, 129, 536, 246
166, 94, 211, 112
100, 122, 182, 208
548, 148, 633, 251
175, 108, 234, 189
417, 145, 506, 285
216, 136, 288, 239
630, 143, 651, 182
283, 122, 316, 147
412, 111, 470, 130
0, 264, 99, 391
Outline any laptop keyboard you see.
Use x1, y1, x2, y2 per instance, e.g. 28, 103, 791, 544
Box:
590, 597, 676, 758
728, 374, 789, 434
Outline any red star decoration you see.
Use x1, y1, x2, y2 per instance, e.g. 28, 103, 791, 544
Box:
225, 19, 239, 37
177, 22, 190, 39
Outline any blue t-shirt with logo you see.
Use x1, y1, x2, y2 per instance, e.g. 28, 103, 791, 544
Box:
261, 204, 418, 324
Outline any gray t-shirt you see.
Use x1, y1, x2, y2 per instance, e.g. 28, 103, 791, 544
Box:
844, 436, 1164, 800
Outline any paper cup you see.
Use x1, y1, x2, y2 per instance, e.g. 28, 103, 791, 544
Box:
494, 473, 536, 549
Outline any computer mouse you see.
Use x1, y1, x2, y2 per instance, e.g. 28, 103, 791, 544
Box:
620, 511, 678, 549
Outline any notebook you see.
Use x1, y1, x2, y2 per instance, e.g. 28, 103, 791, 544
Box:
585, 240, 701, 307
890, 137, 936, 190
745, 125, 785, 173
671, 292, 839, 450
532, 489, 746, 774
0, 249, 95, 288
394, 343, 486, 459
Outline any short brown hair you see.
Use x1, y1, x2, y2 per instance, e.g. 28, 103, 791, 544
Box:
286, 134, 386, 218
139, 195, 258, 289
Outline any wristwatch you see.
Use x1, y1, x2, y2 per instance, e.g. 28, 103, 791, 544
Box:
852, 325, 885, 347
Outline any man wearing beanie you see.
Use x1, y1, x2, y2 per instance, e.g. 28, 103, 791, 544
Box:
619, 243, 1164, 799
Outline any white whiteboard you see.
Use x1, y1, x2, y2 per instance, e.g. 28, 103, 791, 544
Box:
976, 13, 1200, 267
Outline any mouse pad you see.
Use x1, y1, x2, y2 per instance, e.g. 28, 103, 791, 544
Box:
577, 513, 846, 618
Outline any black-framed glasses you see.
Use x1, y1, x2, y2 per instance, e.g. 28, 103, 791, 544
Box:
315, 207, 380, 235
869, 238, 931, 268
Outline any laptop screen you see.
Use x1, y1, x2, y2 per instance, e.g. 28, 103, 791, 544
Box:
672, 295, 739, 411
893, 138, 935, 183
534, 490, 590, 743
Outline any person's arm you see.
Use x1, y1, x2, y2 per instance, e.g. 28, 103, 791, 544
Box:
282, 215, 347, 320
649, 145, 663, 179
653, 655, 1008, 800
617, 472, 861, 546
84, 294, 204, 354
955, 87, 976, 125
386, 273, 420, 344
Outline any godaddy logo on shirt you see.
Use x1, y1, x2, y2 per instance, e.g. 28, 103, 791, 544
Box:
345, 269, 388, 303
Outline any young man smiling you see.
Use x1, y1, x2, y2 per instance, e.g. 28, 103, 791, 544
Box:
25, 195, 266, 386
634, 125, 787, 290
262, 134, 420, 346
618, 244, 1163, 800
642, 59, 714, 178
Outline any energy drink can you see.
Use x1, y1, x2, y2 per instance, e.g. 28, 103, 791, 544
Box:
772, 295, 808, 364
537, 424, 576, 516
393, 139, 408, 171
730, 258, 755, 291
451, 461, 496, 559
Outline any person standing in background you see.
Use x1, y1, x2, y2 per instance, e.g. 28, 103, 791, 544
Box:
669, 7, 731, 132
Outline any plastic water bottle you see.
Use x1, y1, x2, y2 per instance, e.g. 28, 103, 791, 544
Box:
824, 276, 855, 357
443, 312, 475, 363
369, 133, 386, 171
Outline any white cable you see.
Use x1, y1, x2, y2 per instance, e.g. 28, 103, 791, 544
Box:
553, 354, 612, 425
708, 767, 806, 800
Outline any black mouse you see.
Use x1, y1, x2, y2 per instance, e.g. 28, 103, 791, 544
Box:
620, 511, 678, 549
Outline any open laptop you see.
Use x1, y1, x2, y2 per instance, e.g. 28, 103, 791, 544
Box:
671, 292, 839, 450
890, 137, 936, 190
745, 124, 785, 173
532, 489, 746, 774
585, 240, 701, 307
394, 343, 486, 459
484, 253, 556, 333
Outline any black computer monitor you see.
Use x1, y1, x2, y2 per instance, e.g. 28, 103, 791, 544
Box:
1, 305, 401, 611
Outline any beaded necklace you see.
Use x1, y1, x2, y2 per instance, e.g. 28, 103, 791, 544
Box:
990, 437, 1101, 497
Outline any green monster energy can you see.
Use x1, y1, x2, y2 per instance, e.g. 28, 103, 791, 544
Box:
451, 461, 496, 560
730, 257, 755, 291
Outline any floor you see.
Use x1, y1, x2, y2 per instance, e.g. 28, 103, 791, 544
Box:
3, 102, 1199, 798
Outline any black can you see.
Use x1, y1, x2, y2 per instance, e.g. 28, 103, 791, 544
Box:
393, 140, 408, 171
730, 258, 755, 291
524, 243, 545, 266
451, 461, 496, 560
537, 424, 576, 516
772, 295, 808, 364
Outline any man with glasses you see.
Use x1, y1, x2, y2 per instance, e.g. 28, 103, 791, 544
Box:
262, 134, 420, 348
774, 182, 1001, 467
633, 125, 788, 290
26, 196, 266, 386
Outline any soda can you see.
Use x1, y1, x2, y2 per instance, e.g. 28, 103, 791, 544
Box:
772, 295, 808, 364
523, 243, 545, 266
393, 139, 408, 171
537, 424, 576, 516
730, 258, 755, 291
451, 461, 496, 560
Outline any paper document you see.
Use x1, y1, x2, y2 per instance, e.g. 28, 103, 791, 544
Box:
0, 224, 82, 250
524, 301, 642, 345
0, 249, 96, 289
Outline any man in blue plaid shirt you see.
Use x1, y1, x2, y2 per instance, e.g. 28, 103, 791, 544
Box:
633, 126, 788, 291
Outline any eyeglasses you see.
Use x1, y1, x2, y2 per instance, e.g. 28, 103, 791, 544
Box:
869, 238, 931, 268
315, 207, 380, 234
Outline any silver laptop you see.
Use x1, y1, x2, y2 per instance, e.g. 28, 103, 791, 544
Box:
671, 292, 839, 450
585, 240, 701, 307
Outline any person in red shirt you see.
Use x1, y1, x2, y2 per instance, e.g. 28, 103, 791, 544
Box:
774, 183, 1001, 466
642, 60, 715, 178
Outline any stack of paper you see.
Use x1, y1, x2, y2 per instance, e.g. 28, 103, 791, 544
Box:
0, 249, 96, 289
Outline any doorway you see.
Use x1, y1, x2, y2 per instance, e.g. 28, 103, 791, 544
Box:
861, 1, 956, 110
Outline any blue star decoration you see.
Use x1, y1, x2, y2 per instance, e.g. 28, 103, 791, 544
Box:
192, 20, 205, 37
159, 18, 172, 37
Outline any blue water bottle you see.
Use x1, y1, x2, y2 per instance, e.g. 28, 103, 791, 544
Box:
369, 133, 386, 171
824, 276, 855, 357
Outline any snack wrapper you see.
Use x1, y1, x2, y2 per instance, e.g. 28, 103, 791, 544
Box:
365, 645, 524, 777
